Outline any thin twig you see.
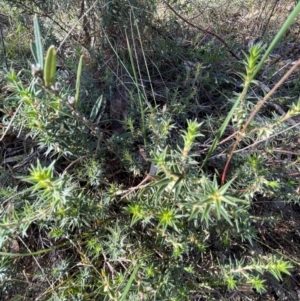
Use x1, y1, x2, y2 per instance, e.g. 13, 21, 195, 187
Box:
62, 155, 89, 176
0, 102, 23, 142
163, 1, 240, 60
210, 121, 300, 158
57, 0, 99, 52
121, 175, 153, 200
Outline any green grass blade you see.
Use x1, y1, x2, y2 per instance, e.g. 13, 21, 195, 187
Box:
201, 92, 243, 169
253, 2, 300, 78
75, 55, 83, 106
120, 263, 140, 301
30, 40, 38, 64
90, 95, 103, 121
125, 31, 147, 146
33, 15, 44, 69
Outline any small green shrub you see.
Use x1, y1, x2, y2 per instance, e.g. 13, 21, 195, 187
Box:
1, 1, 300, 300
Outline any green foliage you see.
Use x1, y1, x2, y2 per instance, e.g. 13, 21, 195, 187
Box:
1, 1, 300, 300
32, 15, 44, 69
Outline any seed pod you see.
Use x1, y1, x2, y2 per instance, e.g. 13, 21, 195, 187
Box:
44, 45, 57, 88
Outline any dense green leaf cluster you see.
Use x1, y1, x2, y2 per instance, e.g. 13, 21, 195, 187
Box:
1, 0, 300, 300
